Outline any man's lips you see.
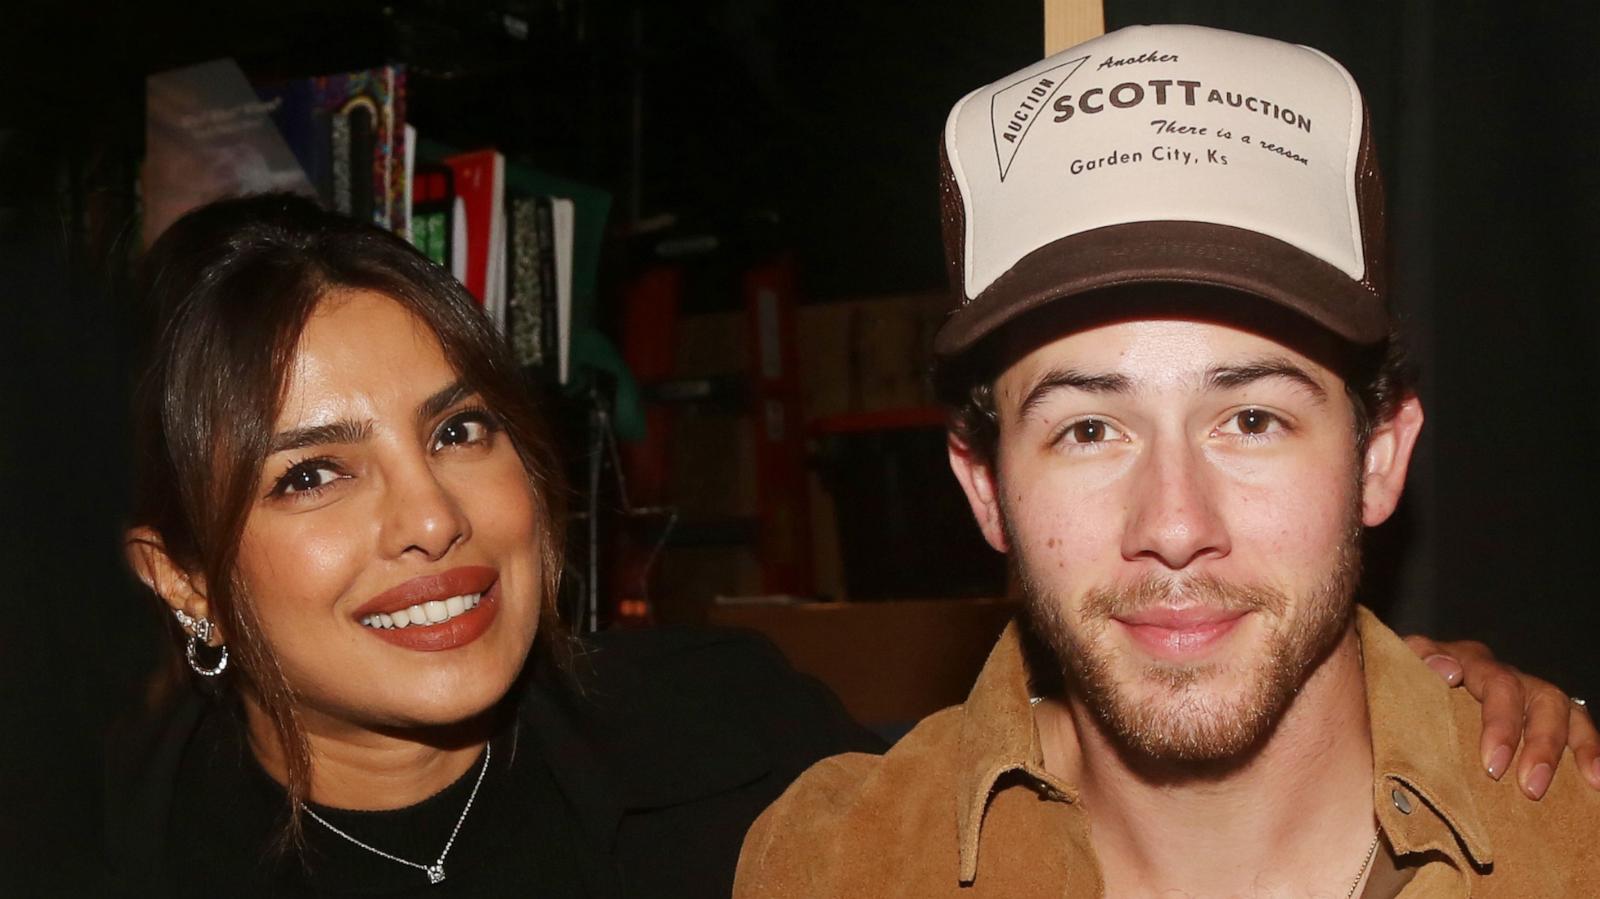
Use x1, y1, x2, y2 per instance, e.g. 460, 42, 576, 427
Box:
1113, 606, 1252, 658
353, 566, 498, 619
1115, 605, 1250, 629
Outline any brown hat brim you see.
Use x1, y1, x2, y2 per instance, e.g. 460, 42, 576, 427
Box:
933, 220, 1389, 357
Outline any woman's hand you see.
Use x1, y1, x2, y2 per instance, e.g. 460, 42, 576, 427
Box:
1405, 635, 1600, 799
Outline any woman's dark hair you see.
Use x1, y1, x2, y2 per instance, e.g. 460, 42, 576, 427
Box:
128, 193, 567, 849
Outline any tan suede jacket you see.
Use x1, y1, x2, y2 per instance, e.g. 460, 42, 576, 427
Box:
735, 607, 1600, 897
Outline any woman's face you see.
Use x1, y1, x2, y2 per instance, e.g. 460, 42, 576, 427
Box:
234, 289, 544, 734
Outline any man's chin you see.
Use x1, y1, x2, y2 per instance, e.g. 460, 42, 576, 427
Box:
1086, 664, 1280, 762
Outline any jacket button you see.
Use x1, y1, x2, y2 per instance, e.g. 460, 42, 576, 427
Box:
1391, 788, 1413, 815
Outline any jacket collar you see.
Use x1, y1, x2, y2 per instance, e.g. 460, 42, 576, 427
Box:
954, 620, 1073, 883
953, 606, 1492, 884
1357, 606, 1493, 868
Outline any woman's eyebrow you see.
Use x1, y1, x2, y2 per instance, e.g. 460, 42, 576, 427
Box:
268, 420, 372, 454
416, 379, 472, 425
266, 380, 473, 454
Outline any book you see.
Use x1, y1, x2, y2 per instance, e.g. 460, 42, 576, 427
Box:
534, 197, 560, 373
409, 162, 456, 268
254, 64, 408, 234
505, 194, 546, 369
485, 190, 507, 335
412, 140, 603, 390
143, 59, 317, 245
501, 192, 574, 381
442, 149, 505, 325
401, 123, 416, 243
500, 162, 609, 347
451, 194, 469, 285
551, 197, 575, 384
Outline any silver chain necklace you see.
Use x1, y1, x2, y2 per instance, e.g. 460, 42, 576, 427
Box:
303, 742, 491, 886
1343, 830, 1382, 899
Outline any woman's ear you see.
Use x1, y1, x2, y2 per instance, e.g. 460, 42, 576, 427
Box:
125, 526, 221, 643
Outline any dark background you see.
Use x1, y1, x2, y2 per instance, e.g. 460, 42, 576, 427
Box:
3, 0, 1597, 890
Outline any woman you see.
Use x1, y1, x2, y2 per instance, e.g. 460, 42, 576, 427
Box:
109, 194, 879, 897
108, 194, 1594, 898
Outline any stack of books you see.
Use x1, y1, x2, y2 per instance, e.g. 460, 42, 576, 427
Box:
144, 58, 598, 385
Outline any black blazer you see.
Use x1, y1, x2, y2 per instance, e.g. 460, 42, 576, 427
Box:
104, 627, 885, 898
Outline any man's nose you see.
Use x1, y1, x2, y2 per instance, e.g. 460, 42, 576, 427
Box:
1120, 435, 1230, 570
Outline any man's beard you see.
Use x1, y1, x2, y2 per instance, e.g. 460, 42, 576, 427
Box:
1015, 522, 1362, 764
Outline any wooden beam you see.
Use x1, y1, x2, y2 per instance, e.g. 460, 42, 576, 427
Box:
1043, 0, 1105, 56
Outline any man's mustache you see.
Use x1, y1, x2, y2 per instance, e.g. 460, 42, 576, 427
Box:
1080, 574, 1290, 620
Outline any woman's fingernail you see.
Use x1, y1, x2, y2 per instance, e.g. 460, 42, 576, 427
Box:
1523, 762, 1553, 798
1424, 655, 1462, 685
1487, 745, 1513, 779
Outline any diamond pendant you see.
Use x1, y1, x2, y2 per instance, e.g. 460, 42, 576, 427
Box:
426, 864, 446, 884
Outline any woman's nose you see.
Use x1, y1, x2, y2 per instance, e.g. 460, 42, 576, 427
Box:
379, 460, 470, 561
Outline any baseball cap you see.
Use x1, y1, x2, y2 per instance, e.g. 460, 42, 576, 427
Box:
933, 24, 1389, 358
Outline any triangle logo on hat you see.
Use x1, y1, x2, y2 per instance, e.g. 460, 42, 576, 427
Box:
990, 55, 1087, 182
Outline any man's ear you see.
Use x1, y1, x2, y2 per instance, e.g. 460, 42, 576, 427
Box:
125, 526, 221, 643
948, 434, 1010, 554
1361, 394, 1425, 527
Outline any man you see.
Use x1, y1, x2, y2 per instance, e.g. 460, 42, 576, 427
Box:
736, 24, 1600, 897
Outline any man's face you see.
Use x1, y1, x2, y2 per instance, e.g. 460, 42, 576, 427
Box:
950, 318, 1419, 762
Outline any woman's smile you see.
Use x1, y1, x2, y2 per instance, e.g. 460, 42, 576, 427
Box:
354, 565, 503, 652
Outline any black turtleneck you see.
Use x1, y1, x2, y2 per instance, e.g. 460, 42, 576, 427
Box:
111, 628, 886, 899
163, 704, 591, 898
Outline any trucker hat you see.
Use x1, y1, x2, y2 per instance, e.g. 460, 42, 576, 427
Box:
933, 24, 1389, 357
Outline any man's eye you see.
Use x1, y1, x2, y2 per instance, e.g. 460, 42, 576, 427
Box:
1062, 418, 1123, 445
433, 410, 498, 450
1221, 408, 1282, 437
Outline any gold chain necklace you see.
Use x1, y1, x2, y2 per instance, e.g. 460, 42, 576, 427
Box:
1344, 831, 1382, 899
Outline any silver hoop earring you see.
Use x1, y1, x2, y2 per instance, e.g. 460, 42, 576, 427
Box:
186, 635, 229, 677
174, 609, 229, 677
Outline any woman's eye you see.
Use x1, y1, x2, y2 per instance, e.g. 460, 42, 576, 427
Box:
1061, 418, 1123, 445
433, 411, 498, 450
1221, 408, 1282, 437
273, 461, 340, 496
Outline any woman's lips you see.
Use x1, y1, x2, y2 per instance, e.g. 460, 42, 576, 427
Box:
360, 579, 500, 652
1113, 606, 1251, 660
353, 566, 500, 653
353, 566, 497, 618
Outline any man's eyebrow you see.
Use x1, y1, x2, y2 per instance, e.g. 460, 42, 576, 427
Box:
1205, 358, 1328, 402
1019, 367, 1135, 418
417, 379, 473, 426
268, 420, 371, 455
